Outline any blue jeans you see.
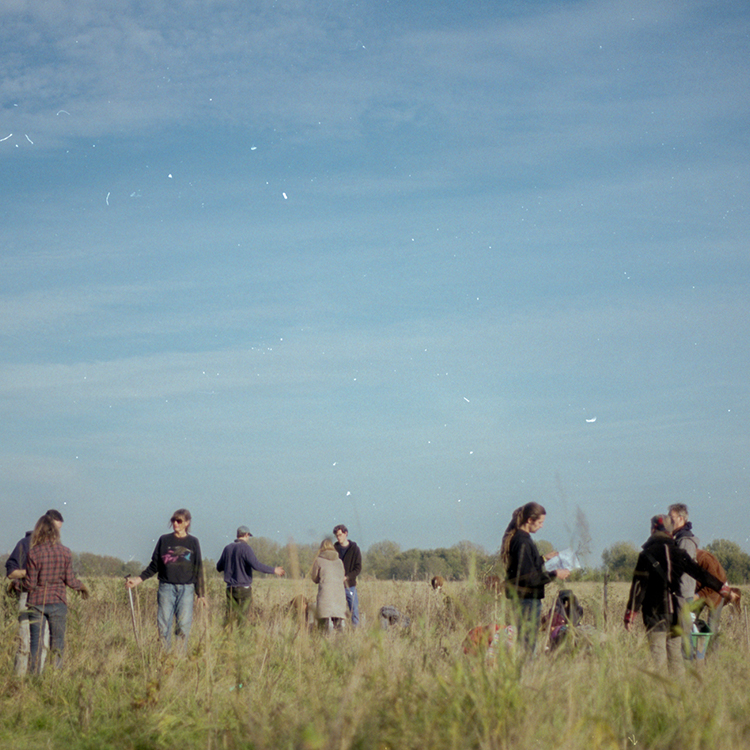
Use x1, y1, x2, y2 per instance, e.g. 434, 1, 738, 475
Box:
518, 599, 542, 652
345, 586, 360, 627
28, 603, 67, 674
157, 582, 194, 651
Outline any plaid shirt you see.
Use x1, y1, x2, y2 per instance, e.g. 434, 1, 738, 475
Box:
23, 541, 83, 606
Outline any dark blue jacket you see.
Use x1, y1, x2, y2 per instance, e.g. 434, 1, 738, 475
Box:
5, 531, 32, 575
216, 539, 275, 587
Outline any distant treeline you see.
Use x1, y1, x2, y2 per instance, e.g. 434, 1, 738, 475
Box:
3, 537, 749, 583
0, 551, 143, 579
364, 540, 502, 581
366, 538, 750, 584
203, 538, 504, 582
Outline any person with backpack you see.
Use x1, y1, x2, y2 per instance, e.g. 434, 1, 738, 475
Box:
624, 515, 736, 676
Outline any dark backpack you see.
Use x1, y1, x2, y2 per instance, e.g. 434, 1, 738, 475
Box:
551, 589, 583, 628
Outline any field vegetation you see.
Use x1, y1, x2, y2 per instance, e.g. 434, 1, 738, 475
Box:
1, 573, 749, 750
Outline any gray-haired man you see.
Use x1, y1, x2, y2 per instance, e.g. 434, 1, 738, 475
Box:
668, 503, 698, 656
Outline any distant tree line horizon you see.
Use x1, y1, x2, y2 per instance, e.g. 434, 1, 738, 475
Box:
3, 537, 750, 584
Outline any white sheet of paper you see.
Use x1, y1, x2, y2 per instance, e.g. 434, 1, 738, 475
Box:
544, 548, 581, 571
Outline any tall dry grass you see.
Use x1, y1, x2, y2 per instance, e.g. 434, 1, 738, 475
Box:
1, 577, 749, 749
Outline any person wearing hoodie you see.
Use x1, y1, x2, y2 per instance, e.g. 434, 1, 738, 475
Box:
310, 539, 347, 631
333, 524, 362, 627
624, 515, 736, 676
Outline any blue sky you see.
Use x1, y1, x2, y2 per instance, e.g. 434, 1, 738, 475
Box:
2, 0, 748, 568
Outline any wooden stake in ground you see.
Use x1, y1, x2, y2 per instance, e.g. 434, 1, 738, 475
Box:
603, 572, 609, 625
126, 578, 141, 649
541, 591, 559, 654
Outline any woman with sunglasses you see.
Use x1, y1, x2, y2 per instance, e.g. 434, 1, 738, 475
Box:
126, 509, 206, 652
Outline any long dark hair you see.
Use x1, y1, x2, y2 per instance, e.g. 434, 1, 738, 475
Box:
500, 502, 546, 567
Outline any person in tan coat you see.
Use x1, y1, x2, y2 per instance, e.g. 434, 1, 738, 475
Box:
310, 540, 347, 632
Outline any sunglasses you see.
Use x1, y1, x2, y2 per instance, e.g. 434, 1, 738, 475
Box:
171, 518, 186, 525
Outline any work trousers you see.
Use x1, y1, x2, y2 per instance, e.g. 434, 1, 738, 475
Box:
225, 585, 253, 628
647, 628, 684, 676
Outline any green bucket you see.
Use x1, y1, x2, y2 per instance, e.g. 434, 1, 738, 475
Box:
690, 622, 713, 660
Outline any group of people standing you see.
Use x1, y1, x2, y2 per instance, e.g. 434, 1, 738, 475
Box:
6, 501, 738, 675
315, 524, 363, 630
624, 504, 737, 674
6, 508, 363, 674
124, 512, 362, 651
500, 501, 738, 669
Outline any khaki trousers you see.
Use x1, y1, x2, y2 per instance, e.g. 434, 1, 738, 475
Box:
647, 629, 684, 676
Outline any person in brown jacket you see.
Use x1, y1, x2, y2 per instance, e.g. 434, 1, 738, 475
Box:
694, 548, 739, 641
310, 540, 347, 632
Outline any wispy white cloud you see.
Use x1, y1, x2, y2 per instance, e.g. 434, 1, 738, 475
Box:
3, 0, 747, 153
1, 0, 749, 559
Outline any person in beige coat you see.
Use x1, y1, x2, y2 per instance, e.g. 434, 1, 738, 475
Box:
310, 540, 347, 631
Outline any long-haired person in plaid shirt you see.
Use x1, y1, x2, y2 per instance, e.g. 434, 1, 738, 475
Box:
5, 508, 63, 675
23, 515, 89, 674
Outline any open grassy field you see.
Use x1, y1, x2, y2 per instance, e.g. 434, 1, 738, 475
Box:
1, 577, 749, 750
